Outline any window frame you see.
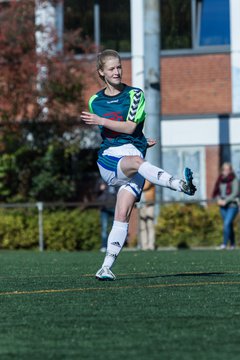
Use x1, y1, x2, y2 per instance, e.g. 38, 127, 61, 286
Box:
161, 0, 230, 56
161, 145, 206, 201
70, 0, 230, 58
196, 0, 230, 48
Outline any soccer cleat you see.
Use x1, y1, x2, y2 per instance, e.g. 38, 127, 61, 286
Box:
180, 167, 197, 196
95, 267, 116, 281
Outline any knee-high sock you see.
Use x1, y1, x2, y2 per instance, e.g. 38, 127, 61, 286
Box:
138, 161, 182, 191
102, 221, 129, 269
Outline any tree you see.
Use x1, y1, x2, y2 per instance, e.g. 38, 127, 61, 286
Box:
0, 0, 99, 202
0, 0, 93, 122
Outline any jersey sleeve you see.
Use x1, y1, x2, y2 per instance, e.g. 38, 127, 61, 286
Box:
88, 94, 98, 113
127, 89, 146, 124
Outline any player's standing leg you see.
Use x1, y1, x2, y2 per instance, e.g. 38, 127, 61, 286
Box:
96, 188, 136, 281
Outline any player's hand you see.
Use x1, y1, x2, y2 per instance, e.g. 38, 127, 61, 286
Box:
81, 111, 104, 126
147, 138, 157, 148
217, 199, 226, 207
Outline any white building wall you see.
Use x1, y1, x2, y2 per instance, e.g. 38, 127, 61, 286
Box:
161, 118, 219, 147
230, 116, 240, 144
230, 0, 240, 113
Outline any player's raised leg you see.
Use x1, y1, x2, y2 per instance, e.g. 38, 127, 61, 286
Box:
120, 156, 197, 195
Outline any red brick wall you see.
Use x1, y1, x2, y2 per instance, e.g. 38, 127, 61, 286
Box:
82, 53, 231, 116
161, 54, 232, 115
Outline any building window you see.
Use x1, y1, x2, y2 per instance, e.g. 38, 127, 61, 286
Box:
162, 147, 204, 201
0, 1, 10, 11
161, 0, 230, 51
198, 0, 230, 46
100, 0, 130, 52
64, 0, 130, 53
64, 0, 230, 54
161, 0, 192, 50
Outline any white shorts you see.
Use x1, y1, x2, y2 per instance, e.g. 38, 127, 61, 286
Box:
97, 144, 145, 200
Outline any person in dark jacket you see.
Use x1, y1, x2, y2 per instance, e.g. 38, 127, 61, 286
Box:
212, 162, 239, 249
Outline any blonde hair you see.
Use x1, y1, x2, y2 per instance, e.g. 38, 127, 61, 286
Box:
96, 49, 121, 82
221, 162, 233, 172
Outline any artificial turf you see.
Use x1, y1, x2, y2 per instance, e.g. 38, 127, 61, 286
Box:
0, 249, 240, 360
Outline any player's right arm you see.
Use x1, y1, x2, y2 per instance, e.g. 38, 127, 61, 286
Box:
81, 89, 146, 135
80, 111, 137, 134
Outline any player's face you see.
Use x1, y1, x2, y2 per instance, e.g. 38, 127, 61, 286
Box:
99, 57, 122, 86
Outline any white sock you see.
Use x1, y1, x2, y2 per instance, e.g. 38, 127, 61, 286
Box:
138, 161, 182, 191
102, 221, 129, 269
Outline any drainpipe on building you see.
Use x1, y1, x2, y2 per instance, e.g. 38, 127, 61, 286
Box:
94, 0, 100, 53
143, 0, 162, 221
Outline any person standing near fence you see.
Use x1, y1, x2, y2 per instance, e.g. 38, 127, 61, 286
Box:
212, 162, 239, 250
96, 179, 117, 252
138, 180, 156, 250
81, 49, 197, 281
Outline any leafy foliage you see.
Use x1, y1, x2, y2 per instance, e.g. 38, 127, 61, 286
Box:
0, 0, 92, 122
155, 203, 240, 248
0, 208, 101, 250
0, 208, 39, 249
0, 122, 99, 203
0, 1, 100, 203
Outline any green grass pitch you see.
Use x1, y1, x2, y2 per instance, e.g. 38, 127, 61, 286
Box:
1, 249, 240, 360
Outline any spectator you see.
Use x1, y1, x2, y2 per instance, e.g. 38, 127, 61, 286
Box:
97, 179, 117, 252
138, 181, 156, 250
212, 162, 239, 249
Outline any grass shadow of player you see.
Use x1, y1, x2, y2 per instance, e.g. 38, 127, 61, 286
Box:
118, 271, 227, 281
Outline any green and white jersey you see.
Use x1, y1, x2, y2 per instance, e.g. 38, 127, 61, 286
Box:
88, 84, 148, 156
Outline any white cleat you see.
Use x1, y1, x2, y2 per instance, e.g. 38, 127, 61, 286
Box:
95, 267, 116, 281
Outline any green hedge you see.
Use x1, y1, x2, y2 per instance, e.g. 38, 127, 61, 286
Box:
0, 204, 239, 250
155, 203, 240, 248
0, 208, 101, 251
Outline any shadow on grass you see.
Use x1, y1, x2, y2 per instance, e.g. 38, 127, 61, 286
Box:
117, 272, 228, 281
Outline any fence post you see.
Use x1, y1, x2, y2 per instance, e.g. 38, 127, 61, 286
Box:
36, 202, 44, 251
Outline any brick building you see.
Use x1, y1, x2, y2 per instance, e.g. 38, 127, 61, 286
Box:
0, 0, 240, 245
71, 0, 240, 242
78, 0, 240, 203
2, 0, 239, 202
1, 0, 239, 243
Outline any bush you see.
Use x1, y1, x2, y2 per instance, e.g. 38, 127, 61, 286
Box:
43, 208, 101, 251
0, 209, 39, 249
0, 208, 101, 251
155, 203, 240, 248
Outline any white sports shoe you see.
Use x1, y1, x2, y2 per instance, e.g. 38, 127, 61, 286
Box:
219, 244, 227, 250
95, 267, 116, 281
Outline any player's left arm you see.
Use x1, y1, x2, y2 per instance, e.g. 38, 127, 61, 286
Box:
224, 178, 239, 205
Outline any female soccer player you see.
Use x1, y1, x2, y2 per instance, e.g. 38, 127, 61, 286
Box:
81, 49, 196, 280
